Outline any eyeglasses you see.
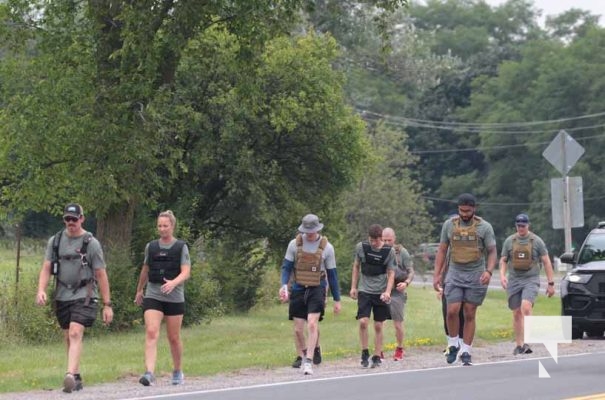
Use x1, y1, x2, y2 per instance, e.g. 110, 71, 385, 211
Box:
63, 216, 79, 223
516, 223, 528, 228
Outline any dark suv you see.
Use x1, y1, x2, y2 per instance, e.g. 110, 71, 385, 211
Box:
560, 222, 605, 339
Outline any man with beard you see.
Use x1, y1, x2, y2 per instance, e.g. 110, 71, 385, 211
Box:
432, 193, 497, 366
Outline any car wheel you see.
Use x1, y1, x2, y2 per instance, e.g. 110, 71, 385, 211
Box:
585, 328, 604, 338
571, 326, 584, 339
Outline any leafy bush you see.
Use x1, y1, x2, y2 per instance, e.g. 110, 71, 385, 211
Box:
0, 275, 62, 344
204, 237, 272, 312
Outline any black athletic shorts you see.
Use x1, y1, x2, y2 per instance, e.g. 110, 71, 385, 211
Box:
356, 291, 391, 322
55, 298, 98, 329
142, 297, 185, 316
288, 286, 325, 321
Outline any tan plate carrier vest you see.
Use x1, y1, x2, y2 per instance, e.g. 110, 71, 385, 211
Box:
451, 216, 482, 264
512, 234, 534, 270
294, 234, 328, 287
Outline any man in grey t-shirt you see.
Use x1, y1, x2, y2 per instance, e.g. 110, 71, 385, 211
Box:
36, 203, 113, 393
499, 213, 555, 355
350, 224, 396, 369
432, 193, 497, 366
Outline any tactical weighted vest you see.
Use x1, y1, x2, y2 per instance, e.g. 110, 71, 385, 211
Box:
394, 244, 409, 284
450, 216, 482, 264
294, 234, 328, 287
512, 234, 534, 270
148, 240, 185, 283
361, 242, 391, 276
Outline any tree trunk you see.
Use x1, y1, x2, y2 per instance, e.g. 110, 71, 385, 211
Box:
96, 201, 135, 257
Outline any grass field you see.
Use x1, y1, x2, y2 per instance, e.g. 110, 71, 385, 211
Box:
0, 286, 559, 393
0, 238, 561, 393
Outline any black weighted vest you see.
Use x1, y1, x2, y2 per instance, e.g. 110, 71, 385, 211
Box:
361, 242, 391, 276
148, 240, 185, 283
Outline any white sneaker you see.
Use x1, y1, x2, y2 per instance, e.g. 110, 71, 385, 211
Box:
302, 359, 313, 375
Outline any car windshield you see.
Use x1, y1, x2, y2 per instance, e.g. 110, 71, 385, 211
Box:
578, 233, 605, 264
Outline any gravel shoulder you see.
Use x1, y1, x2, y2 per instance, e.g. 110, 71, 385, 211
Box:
3, 339, 604, 400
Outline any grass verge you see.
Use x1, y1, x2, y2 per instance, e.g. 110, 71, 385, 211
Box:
0, 285, 559, 393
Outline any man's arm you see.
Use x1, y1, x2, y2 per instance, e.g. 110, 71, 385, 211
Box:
542, 254, 556, 297
36, 260, 52, 306
499, 255, 508, 289
95, 267, 113, 325
432, 243, 448, 291
350, 259, 360, 299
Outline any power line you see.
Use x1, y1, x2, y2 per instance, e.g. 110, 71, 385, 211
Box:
422, 194, 605, 207
410, 132, 605, 154
359, 108, 605, 129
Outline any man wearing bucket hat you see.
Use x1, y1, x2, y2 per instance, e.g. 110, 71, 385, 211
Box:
499, 213, 555, 355
279, 214, 341, 375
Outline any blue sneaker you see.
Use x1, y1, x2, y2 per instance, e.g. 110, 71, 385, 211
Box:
445, 346, 459, 364
171, 370, 184, 385
460, 352, 472, 366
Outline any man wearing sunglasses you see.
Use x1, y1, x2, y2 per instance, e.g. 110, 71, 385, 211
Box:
36, 203, 113, 393
499, 213, 555, 355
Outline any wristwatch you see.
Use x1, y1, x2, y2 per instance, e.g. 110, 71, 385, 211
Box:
104, 301, 113, 307
547, 282, 555, 286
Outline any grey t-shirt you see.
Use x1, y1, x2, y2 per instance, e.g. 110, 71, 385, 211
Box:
392, 245, 414, 297
440, 216, 496, 272
284, 234, 337, 271
45, 231, 106, 301
501, 232, 548, 278
354, 242, 397, 294
143, 239, 191, 303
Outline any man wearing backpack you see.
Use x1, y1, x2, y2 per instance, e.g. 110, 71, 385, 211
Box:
382, 227, 414, 361
499, 213, 555, 355
279, 214, 341, 375
35, 203, 113, 393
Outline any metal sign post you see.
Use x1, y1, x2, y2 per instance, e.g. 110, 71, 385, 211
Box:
543, 130, 585, 252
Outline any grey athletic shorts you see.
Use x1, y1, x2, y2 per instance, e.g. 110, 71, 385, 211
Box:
444, 268, 488, 306
507, 277, 540, 310
389, 291, 407, 322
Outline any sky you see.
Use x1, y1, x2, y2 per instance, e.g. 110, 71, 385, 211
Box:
484, 0, 605, 22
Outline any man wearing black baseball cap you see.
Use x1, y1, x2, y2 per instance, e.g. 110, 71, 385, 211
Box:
36, 203, 113, 392
432, 193, 497, 366
499, 213, 555, 355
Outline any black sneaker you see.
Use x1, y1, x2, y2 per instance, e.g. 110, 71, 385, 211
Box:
522, 343, 533, 354
361, 349, 370, 368
460, 352, 472, 366
370, 355, 382, 368
74, 374, 83, 391
445, 346, 459, 364
292, 356, 303, 368
513, 345, 524, 355
313, 346, 322, 365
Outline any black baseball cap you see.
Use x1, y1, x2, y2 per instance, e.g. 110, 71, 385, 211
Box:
457, 193, 477, 207
63, 203, 83, 218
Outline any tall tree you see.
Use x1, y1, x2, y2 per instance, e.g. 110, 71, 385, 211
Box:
0, 0, 405, 253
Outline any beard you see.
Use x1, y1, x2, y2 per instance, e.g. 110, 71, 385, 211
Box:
459, 212, 474, 222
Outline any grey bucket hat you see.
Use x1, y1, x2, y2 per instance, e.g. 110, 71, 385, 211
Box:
298, 214, 324, 233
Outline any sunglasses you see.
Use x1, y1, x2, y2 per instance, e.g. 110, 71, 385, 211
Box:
63, 216, 79, 223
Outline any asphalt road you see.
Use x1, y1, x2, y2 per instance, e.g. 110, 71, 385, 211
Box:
124, 352, 605, 400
